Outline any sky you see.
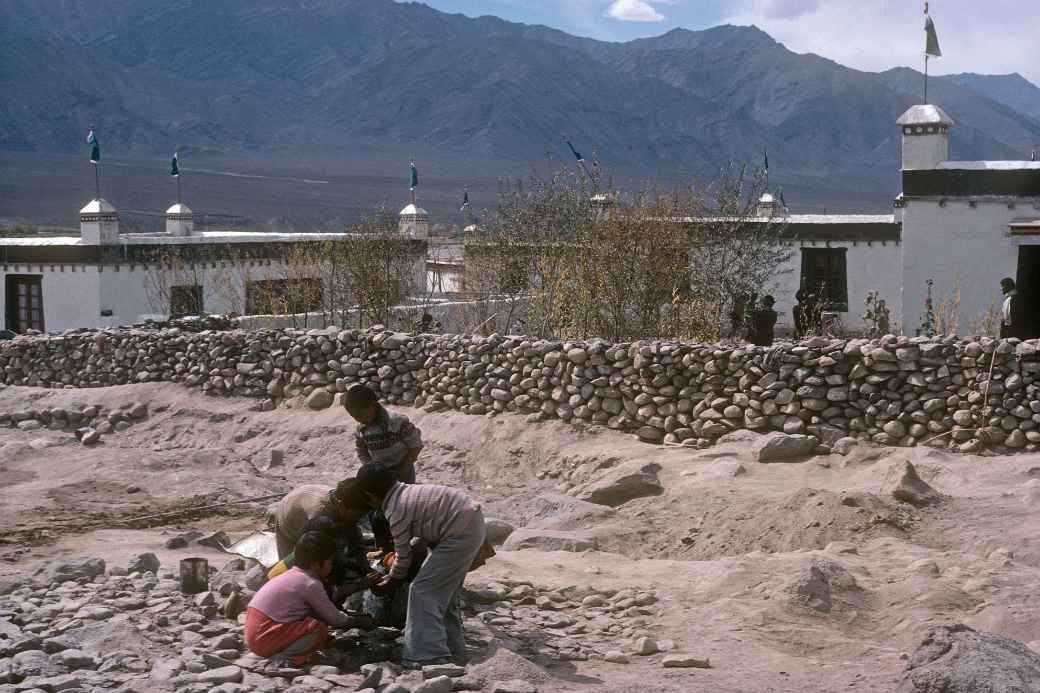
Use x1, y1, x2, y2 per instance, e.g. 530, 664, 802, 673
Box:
414, 0, 1040, 84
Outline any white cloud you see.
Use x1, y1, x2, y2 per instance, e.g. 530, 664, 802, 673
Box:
758, 0, 820, 20
606, 0, 665, 22
721, 0, 1040, 84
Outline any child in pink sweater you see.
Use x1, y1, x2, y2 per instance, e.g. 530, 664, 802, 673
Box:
245, 531, 368, 666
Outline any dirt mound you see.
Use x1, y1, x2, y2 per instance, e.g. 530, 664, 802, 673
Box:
4, 382, 1040, 692
668, 487, 915, 560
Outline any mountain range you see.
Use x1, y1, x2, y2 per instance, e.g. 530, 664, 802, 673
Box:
2, 0, 1040, 217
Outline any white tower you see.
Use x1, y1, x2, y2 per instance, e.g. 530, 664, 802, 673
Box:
399, 202, 429, 239
165, 203, 194, 236
896, 105, 953, 170
590, 192, 617, 219
79, 199, 120, 245
756, 192, 781, 218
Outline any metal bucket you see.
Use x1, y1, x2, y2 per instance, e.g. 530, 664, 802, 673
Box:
179, 557, 209, 595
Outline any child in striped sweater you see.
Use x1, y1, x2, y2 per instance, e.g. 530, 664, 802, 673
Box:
354, 463, 487, 667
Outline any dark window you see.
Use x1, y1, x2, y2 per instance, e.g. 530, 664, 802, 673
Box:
800, 248, 848, 312
4, 275, 44, 333
246, 278, 323, 315
170, 285, 204, 318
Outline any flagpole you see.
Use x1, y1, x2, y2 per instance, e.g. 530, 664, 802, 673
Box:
177, 173, 181, 204
94, 163, 100, 200
924, 54, 929, 103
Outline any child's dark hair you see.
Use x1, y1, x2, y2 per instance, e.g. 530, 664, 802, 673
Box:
356, 463, 397, 498
302, 514, 339, 537
335, 477, 369, 511
344, 383, 378, 411
295, 530, 336, 568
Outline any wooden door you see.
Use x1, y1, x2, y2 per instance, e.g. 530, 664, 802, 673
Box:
5, 275, 44, 333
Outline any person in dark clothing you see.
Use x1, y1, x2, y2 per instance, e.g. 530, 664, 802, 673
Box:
729, 293, 749, 340
1000, 277, 1025, 339
792, 290, 809, 338
742, 292, 758, 340
751, 295, 778, 347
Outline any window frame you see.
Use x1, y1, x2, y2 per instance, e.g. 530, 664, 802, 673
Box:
4, 274, 45, 333
169, 284, 204, 319
245, 278, 324, 315
800, 247, 849, 312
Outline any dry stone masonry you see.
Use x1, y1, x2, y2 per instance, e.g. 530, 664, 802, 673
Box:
4, 329, 1040, 453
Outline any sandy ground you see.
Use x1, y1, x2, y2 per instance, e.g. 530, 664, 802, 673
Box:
2, 383, 1040, 692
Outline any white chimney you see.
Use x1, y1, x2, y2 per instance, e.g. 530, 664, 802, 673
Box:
896, 105, 953, 170
79, 199, 119, 245
165, 203, 194, 236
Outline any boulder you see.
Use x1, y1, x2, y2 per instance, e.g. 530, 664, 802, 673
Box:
572, 462, 662, 507
755, 432, 818, 462
126, 552, 160, 574
502, 529, 598, 553
305, 389, 334, 410
50, 649, 97, 670
422, 663, 466, 679
11, 649, 59, 678
832, 437, 859, 456
662, 654, 711, 668
196, 666, 244, 684
521, 494, 616, 531
414, 675, 454, 693
243, 564, 267, 591
484, 518, 516, 546
785, 558, 860, 614
881, 460, 944, 507
197, 531, 231, 550
30, 557, 105, 586
633, 637, 659, 655
897, 624, 1040, 692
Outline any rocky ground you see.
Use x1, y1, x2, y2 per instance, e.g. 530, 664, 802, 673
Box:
2, 382, 1040, 692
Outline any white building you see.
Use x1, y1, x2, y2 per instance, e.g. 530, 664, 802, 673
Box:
0, 198, 426, 333
767, 211, 902, 334
895, 104, 1040, 336
729, 101, 1040, 337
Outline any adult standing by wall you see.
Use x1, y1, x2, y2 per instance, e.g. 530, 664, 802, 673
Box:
999, 278, 1024, 339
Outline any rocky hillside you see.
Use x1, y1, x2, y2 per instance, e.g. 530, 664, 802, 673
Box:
2, 0, 1040, 201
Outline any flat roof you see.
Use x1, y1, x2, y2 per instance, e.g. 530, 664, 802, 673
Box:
936, 161, 1040, 171
0, 230, 362, 247
783, 214, 896, 224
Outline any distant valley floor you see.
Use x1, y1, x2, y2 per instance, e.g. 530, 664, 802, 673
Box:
0, 150, 895, 232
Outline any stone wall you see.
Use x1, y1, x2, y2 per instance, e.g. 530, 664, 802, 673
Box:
3, 328, 1040, 453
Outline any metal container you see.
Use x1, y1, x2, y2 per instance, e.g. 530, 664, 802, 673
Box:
179, 557, 209, 595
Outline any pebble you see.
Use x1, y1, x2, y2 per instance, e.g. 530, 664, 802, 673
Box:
633, 637, 659, 656
413, 675, 454, 693
422, 663, 467, 678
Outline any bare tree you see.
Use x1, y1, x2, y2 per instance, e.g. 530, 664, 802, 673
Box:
466, 162, 789, 341
681, 164, 792, 340
144, 247, 205, 318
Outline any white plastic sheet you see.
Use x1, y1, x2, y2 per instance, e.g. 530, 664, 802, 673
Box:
224, 530, 280, 568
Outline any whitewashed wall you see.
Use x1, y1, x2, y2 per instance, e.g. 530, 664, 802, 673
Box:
769, 240, 903, 334
0, 266, 107, 331
901, 199, 1040, 334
